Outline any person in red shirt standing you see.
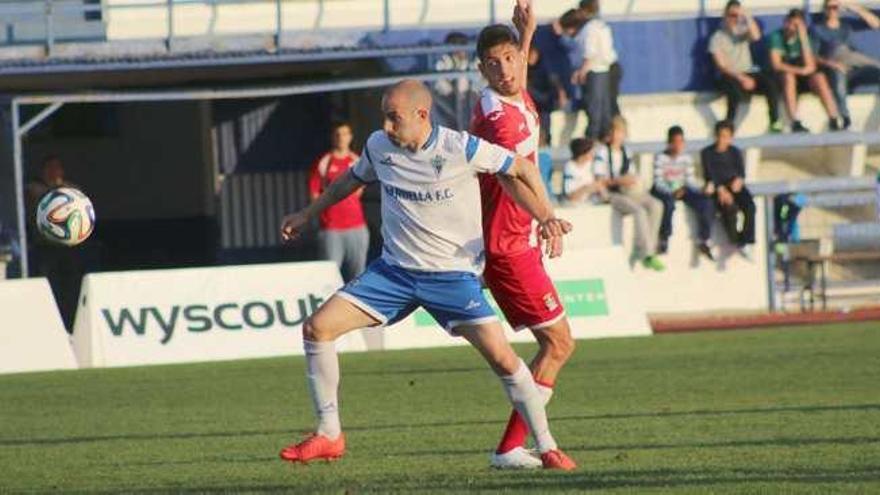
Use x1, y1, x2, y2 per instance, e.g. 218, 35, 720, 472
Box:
471, 1, 577, 470
308, 121, 369, 282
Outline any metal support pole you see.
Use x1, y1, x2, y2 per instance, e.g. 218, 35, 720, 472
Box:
44, 0, 54, 56
763, 195, 777, 311
489, 0, 495, 24
274, 0, 282, 49
11, 101, 28, 278
19, 102, 63, 136
4, 101, 65, 279
383, 0, 390, 32
166, 0, 174, 51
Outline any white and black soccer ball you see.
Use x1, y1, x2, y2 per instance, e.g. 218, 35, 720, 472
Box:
36, 187, 95, 246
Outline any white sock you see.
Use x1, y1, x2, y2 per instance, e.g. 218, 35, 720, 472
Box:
304, 339, 341, 440
537, 383, 554, 406
500, 359, 558, 453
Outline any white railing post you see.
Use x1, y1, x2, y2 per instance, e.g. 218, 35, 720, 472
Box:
764, 195, 778, 311
274, 0, 282, 49
166, 0, 174, 51
44, 0, 54, 55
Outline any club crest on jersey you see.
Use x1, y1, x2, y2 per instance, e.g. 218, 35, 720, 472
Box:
379, 156, 397, 167
431, 155, 446, 177
543, 293, 559, 311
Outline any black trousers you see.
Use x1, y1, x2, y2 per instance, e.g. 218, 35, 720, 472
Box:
717, 71, 781, 124
32, 243, 84, 332
609, 61, 622, 117
651, 186, 715, 242
716, 187, 756, 246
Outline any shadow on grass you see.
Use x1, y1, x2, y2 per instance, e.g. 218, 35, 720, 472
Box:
66, 465, 880, 493
387, 435, 880, 458
114, 435, 880, 468
2, 402, 878, 448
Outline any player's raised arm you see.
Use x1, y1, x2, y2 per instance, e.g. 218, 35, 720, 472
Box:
280, 168, 365, 243
512, 0, 537, 81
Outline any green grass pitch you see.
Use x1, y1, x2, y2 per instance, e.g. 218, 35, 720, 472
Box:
1, 323, 878, 493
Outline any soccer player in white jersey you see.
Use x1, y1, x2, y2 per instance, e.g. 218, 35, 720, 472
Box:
278, 80, 576, 470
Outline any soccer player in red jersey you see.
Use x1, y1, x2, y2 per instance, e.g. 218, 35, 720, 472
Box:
471, 1, 578, 470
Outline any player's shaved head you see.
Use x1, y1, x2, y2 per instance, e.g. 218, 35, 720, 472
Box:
383, 79, 433, 111
381, 79, 434, 151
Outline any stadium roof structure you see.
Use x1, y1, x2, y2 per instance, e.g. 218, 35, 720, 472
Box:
0, 43, 472, 76
0, 39, 476, 92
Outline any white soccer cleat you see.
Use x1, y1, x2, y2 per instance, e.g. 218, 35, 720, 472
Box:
490, 447, 543, 469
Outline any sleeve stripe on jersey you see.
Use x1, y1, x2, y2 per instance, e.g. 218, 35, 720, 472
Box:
465, 134, 480, 163
364, 145, 374, 165
498, 155, 514, 175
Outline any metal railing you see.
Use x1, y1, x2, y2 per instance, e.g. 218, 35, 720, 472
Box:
5, 0, 861, 57
0, 0, 502, 55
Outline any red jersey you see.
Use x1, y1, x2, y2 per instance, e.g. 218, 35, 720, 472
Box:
470, 88, 541, 258
308, 151, 366, 231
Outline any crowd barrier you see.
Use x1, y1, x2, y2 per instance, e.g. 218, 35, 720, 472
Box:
3, 231, 772, 373
71, 261, 346, 367
0, 278, 78, 374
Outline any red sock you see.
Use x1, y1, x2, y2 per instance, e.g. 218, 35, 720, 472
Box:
495, 378, 555, 455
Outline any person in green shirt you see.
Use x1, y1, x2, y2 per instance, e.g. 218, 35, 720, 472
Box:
769, 8, 842, 132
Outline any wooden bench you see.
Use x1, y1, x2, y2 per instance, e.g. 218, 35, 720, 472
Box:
794, 251, 880, 311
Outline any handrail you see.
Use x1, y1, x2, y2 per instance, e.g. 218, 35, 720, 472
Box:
0, 0, 502, 55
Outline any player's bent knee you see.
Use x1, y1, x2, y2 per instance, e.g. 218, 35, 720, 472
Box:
302, 316, 332, 342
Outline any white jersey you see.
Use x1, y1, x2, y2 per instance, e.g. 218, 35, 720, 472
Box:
351, 125, 516, 274
562, 159, 595, 201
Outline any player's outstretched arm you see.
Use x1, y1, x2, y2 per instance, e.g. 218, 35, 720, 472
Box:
501, 156, 572, 257
280, 169, 363, 243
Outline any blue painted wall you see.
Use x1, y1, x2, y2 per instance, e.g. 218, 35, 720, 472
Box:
369, 11, 880, 94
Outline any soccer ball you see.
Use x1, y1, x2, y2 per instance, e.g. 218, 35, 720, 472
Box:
36, 187, 95, 246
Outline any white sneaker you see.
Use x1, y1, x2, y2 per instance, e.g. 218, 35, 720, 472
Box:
490, 447, 543, 469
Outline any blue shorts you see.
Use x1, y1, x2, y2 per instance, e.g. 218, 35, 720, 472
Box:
337, 258, 498, 333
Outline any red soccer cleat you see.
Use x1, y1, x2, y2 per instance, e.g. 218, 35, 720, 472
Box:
279, 433, 346, 463
541, 449, 577, 471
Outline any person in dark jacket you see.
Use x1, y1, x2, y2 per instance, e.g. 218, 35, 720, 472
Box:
700, 120, 756, 259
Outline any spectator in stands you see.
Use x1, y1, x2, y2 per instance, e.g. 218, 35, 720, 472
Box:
710, 0, 783, 133
571, 0, 618, 139
554, 8, 590, 146
594, 117, 665, 271
307, 122, 369, 282
811, 0, 880, 130
528, 45, 566, 146
578, 0, 622, 117
533, 15, 576, 147
433, 31, 479, 129
701, 120, 756, 258
563, 137, 607, 203
25, 156, 84, 331
651, 126, 716, 260
769, 8, 842, 132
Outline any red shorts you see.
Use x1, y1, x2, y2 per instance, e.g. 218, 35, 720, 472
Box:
483, 247, 565, 331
